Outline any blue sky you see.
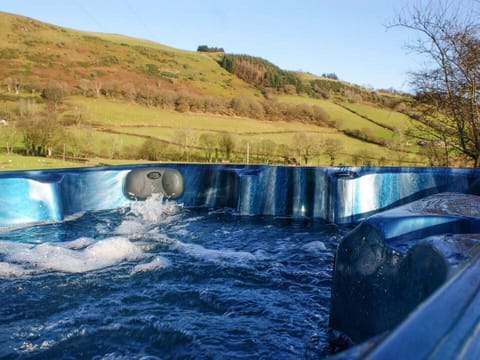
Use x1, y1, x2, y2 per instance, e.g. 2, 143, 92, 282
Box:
1, 0, 431, 91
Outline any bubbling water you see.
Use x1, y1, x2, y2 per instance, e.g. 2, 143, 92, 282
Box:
0, 194, 183, 277
0, 193, 346, 359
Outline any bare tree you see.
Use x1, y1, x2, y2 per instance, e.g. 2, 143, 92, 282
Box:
324, 138, 344, 166
292, 132, 318, 165
93, 81, 103, 98
199, 132, 218, 162
138, 138, 163, 161
389, 0, 480, 166
109, 135, 124, 159
219, 132, 236, 161
4, 77, 23, 95
353, 149, 373, 166
66, 130, 87, 159
16, 98, 38, 117
42, 81, 69, 109
122, 82, 137, 101
78, 79, 91, 96
137, 85, 158, 107
173, 128, 196, 161
258, 138, 277, 163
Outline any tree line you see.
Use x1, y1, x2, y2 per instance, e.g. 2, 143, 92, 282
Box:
197, 45, 225, 53
125, 130, 400, 166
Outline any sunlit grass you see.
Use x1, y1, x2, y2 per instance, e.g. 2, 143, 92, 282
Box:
277, 95, 395, 140
70, 96, 335, 133
0, 154, 84, 171
340, 102, 411, 130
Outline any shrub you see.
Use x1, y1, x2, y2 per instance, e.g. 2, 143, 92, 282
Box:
138, 138, 163, 161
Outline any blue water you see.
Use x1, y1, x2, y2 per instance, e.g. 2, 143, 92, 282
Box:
0, 197, 349, 359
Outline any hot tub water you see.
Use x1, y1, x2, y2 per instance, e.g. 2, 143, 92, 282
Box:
0, 194, 349, 359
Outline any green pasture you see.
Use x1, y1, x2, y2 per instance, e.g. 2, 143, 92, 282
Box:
111, 124, 377, 151
0, 153, 165, 171
67, 96, 423, 166
0, 153, 84, 171
340, 102, 411, 130
277, 95, 397, 140
69, 97, 335, 133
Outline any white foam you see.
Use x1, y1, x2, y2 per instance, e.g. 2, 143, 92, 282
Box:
0, 237, 144, 274
172, 241, 256, 266
115, 219, 146, 235
131, 256, 170, 274
174, 229, 190, 237
57, 237, 96, 249
302, 241, 327, 253
0, 261, 31, 277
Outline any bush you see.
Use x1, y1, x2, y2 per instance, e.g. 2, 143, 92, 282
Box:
41, 81, 69, 108
138, 138, 164, 161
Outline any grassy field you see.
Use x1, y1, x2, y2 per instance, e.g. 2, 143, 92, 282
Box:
339, 102, 411, 130
277, 95, 397, 140
0, 154, 85, 171
70, 97, 337, 132
69, 96, 422, 166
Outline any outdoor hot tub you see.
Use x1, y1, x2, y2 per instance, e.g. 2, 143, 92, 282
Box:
0, 164, 479, 358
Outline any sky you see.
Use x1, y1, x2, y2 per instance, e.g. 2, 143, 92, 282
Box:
0, 0, 441, 92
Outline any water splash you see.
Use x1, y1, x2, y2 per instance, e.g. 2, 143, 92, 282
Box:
128, 193, 183, 224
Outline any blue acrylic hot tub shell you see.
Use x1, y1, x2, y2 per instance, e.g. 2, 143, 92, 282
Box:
0, 163, 479, 358
0, 164, 478, 226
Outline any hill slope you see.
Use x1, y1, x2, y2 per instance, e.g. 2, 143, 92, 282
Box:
0, 11, 424, 168
0, 11, 257, 98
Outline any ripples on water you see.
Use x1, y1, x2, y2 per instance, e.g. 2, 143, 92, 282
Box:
0, 195, 349, 359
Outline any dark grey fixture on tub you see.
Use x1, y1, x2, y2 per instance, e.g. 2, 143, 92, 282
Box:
125, 168, 184, 200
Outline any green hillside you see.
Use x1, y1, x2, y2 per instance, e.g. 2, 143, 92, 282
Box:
0, 12, 257, 98
0, 11, 426, 170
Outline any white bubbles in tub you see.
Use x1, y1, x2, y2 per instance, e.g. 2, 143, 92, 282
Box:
0, 194, 183, 277
0, 237, 144, 274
